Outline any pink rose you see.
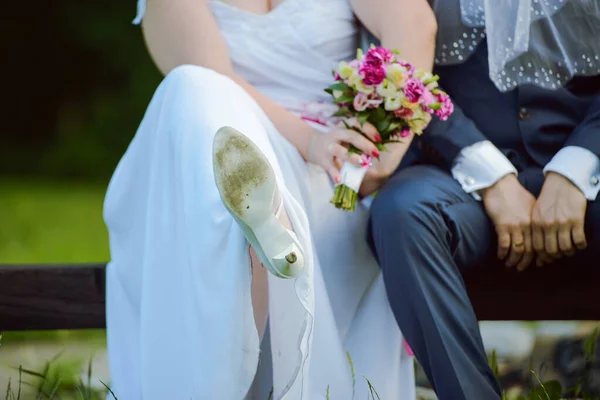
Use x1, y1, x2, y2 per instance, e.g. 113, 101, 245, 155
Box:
398, 61, 416, 76
353, 92, 369, 111
366, 91, 383, 108
359, 63, 386, 86
400, 127, 412, 138
420, 89, 436, 107
360, 154, 373, 170
435, 92, 454, 121
365, 47, 395, 64
393, 107, 414, 119
404, 78, 425, 103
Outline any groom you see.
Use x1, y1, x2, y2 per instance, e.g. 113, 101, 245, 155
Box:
365, 5, 600, 400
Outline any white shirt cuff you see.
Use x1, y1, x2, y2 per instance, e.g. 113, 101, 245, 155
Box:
543, 146, 600, 201
451, 141, 518, 201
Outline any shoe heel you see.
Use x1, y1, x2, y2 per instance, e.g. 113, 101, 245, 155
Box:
268, 240, 305, 278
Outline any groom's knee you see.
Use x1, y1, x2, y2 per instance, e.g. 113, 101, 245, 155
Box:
370, 166, 451, 250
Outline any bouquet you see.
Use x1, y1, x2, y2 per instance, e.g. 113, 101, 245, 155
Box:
325, 46, 454, 211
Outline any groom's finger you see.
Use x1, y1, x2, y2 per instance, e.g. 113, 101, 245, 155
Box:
505, 231, 525, 267
544, 225, 561, 259
516, 227, 534, 271
497, 229, 511, 260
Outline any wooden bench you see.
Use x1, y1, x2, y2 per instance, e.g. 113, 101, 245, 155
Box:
0, 262, 598, 331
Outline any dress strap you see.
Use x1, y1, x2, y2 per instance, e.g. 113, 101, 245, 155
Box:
132, 0, 146, 25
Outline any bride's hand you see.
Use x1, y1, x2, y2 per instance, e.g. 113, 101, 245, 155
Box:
308, 118, 382, 183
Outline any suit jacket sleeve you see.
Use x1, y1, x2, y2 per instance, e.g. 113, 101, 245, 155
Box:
565, 92, 600, 157
544, 92, 600, 200
421, 103, 488, 168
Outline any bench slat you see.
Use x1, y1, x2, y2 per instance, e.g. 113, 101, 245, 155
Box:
0, 262, 597, 331
0, 264, 106, 331
463, 262, 600, 321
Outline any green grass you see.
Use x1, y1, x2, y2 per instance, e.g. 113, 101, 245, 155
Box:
0, 179, 109, 264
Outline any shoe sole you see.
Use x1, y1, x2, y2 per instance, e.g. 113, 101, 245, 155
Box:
212, 126, 304, 279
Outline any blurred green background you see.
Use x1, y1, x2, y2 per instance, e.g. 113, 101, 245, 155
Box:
1, 1, 162, 264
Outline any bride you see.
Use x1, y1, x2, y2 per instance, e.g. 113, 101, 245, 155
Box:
103, 0, 437, 398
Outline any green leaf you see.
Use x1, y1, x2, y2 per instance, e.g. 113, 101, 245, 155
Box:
18, 368, 46, 379
423, 75, 440, 85
347, 145, 362, 155
528, 385, 548, 400
334, 94, 355, 104
529, 370, 561, 400
100, 380, 119, 400
364, 376, 381, 400
370, 107, 386, 124
383, 121, 402, 135
428, 102, 442, 111
345, 351, 356, 400
539, 380, 563, 399
357, 111, 370, 126
328, 82, 351, 92
324, 88, 334, 95
583, 328, 598, 364
332, 107, 350, 117
376, 113, 393, 134
489, 350, 500, 379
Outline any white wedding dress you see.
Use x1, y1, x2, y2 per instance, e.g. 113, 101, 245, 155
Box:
103, 0, 415, 399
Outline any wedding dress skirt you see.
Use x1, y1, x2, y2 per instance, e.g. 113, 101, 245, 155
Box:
104, 64, 415, 399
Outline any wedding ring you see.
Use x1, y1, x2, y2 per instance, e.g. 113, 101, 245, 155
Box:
513, 241, 524, 248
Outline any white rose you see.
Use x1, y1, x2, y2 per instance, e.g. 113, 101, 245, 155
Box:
384, 94, 403, 111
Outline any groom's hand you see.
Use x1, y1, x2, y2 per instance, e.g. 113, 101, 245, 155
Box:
531, 172, 588, 266
481, 174, 537, 271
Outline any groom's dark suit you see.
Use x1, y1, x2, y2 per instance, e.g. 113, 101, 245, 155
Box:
367, 41, 600, 399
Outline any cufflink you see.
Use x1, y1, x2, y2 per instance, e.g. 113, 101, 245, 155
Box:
591, 176, 599, 186
465, 176, 476, 185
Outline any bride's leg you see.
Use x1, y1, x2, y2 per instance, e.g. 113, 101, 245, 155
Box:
105, 64, 295, 399
250, 248, 269, 339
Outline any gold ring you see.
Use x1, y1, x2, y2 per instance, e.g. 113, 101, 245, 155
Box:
513, 241, 524, 247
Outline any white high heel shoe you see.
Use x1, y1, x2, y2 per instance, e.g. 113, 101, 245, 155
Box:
212, 126, 305, 279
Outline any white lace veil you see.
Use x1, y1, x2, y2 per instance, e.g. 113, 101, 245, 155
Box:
432, 0, 600, 91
